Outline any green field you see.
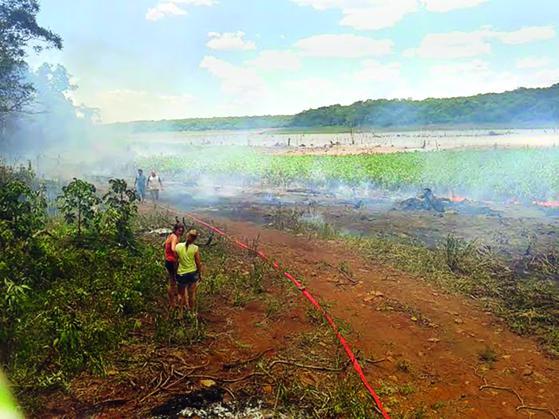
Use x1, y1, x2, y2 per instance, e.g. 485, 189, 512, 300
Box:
138, 147, 559, 201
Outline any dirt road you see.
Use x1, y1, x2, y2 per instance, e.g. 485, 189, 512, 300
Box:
199, 213, 559, 418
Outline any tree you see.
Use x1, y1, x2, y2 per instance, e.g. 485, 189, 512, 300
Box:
100, 179, 138, 245
0, 0, 62, 117
57, 179, 100, 239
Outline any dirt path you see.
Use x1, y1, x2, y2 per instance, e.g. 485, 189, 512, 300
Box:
198, 213, 559, 418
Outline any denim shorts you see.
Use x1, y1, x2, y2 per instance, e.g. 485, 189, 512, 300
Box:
176, 271, 199, 286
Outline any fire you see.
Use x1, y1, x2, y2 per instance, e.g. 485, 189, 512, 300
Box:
449, 195, 467, 203
533, 200, 559, 208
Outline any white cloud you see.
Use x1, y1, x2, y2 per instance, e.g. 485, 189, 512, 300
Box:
292, 0, 417, 30
407, 26, 556, 59
516, 57, 551, 69
407, 30, 491, 58
340, 0, 418, 30
246, 50, 301, 71
94, 89, 196, 122
206, 31, 256, 51
295, 34, 393, 58
493, 26, 556, 45
146, 0, 216, 21
200, 55, 267, 102
146, 2, 187, 21
420, 0, 487, 12
291, 0, 488, 30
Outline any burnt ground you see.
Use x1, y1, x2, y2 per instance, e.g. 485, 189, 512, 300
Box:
191, 212, 559, 418
169, 182, 559, 261
36, 195, 559, 418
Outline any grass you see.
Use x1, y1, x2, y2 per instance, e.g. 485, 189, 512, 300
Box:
349, 235, 559, 356
138, 147, 559, 202
478, 347, 498, 364
271, 206, 559, 356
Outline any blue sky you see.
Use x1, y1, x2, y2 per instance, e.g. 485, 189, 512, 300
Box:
29, 0, 559, 122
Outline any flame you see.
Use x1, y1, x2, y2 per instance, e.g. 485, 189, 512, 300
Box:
449, 195, 467, 203
533, 200, 559, 208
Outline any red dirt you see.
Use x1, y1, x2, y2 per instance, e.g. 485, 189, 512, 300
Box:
197, 213, 559, 418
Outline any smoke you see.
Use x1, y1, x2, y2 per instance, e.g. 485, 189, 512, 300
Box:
0, 63, 132, 181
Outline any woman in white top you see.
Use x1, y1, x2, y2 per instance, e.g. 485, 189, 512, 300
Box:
146, 170, 163, 202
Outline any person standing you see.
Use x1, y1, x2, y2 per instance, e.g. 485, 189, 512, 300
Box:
164, 223, 184, 309
175, 229, 203, 316
147, 170, 163, 202
134, 169, 147, 201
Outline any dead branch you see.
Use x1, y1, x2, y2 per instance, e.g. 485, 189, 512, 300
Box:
223, 348, 274, 370
268, 359, 345, 373
474, 367, 558, 419
365, 358, 388, 365
187, 372, 265, 384
322, 261, 358, 284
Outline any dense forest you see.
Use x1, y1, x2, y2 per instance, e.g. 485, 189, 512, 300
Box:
290, 84, 559, 128
116, 84, 559, 132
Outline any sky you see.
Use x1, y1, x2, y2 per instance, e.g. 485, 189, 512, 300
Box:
28, 0, 559, 123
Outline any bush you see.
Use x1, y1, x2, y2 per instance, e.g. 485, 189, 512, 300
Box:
0, 165, 163, 407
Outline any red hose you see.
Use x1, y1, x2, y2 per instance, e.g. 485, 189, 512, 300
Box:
185, 213, 391, 418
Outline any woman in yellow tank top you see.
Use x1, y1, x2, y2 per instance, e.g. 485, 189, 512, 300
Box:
175, 229, 203, 315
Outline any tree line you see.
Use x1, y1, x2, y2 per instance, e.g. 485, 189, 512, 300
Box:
289, 84, 559, 128
115, 83, 559, 132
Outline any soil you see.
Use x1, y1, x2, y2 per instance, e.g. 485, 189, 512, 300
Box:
190, 212, 559, 418
36, 202, 559, 418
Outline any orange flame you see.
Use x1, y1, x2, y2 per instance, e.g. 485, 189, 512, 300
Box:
533, 200, 559, 208
449, 195, 467, 203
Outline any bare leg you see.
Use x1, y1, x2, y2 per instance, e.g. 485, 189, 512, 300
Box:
177, 284, 187, 317
187, 283, 197, 314
167, 279, 177, 309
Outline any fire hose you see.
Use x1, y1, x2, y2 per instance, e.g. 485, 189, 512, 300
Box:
183, 212, 390, 418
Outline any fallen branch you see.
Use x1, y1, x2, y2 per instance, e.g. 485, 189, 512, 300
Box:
187, 372, 265, 384
268, 359, 345, 373
475, 368, 558, 419
322, 261, 358, 284
365, 358, 388, 366
223, 348, 274, 370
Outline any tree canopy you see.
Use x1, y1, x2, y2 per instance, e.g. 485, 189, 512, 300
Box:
289, 84, 559, 128
0, 0, 62, 115
116, 84, 559, 132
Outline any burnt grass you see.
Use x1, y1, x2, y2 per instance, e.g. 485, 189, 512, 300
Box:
262, 204, 559, 357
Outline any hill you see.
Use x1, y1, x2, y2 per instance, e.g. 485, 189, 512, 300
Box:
290, 84, 559, 128
111, 84, 559, 132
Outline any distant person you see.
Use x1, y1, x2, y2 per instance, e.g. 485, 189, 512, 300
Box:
175, 229, 203, 316
134, 169, 146, 201
147, 170, 163, 202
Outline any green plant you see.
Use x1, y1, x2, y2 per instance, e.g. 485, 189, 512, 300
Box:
396, 359, 412, 374
100, 178, 138, 245
478, 347, 498, 364
57, 178, 100, 239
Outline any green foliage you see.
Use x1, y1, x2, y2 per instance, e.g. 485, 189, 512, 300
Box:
0, 0, 62, 115
56, 178, 99, 239
0, 164, 46, 239
118, 84, 559, 134
0, 165, 163, 410
290, 84, 559, 128
99, 178, 138, 245
139, 146, 559, 201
